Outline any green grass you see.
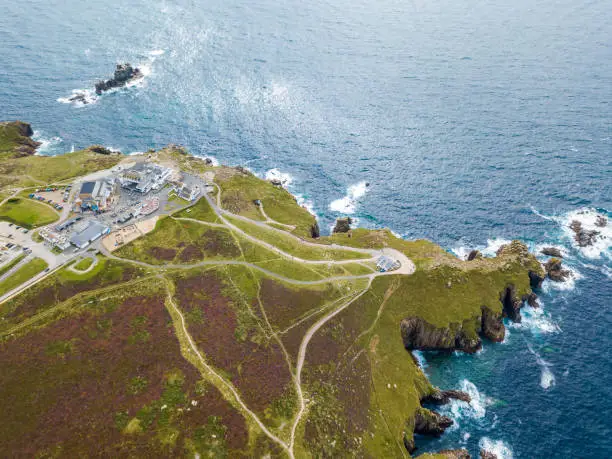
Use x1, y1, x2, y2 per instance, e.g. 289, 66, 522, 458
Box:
0, 258, 48, 296
215, 168, 316, 237
226, 215, 369, 261
174, 197, 219, 223
115, 217, 241, 265
73, 258, 94, 271
0, 254, 26, 278
0, 197, 59, 228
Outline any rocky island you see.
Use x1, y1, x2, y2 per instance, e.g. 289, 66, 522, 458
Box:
95, 63, 144, 94
0, 121, 547, 458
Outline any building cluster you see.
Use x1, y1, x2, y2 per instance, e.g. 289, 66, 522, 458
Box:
37, 160, 205, 253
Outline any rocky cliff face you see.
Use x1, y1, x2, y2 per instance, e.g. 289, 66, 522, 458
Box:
333, 217, 352, 233
401, 316, 482, 354
0, 121, 40, 157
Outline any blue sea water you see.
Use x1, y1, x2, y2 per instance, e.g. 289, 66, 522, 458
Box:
1, 0, 610, 457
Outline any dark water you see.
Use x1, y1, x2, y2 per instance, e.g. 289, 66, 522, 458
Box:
1, 0, 610, 456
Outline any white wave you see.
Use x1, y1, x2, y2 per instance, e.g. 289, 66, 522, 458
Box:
602, 265, 612, 280
57, 88, 98, 107
265, 168, 293, 187
412, 351, 428, 370
295, 194, 316, 217
439, 379, 492, 431
451, 238, 512, 260
129, 151, 144, 156
531, 206, 610, 260
32, 131, 63, 155
479, 437, 514, 459
329, 181, 369, 214
149, 49, 165, 56
509, 305, 561, 335
527, 344, 555, 390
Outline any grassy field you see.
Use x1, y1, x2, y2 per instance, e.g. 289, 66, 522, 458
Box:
73, 257, 94, 271
115, 217, 241, 265
0, 254, 26, 278
214, 168, 316, 237
0, 197, 59, 228
0, 258, 48, 297
174, 196, 219, 223
226, 215, 369, 261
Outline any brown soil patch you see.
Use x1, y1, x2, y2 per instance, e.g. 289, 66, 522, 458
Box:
174, 272, 292, 414
0, 294, 248, 456
147, 246, 177, 261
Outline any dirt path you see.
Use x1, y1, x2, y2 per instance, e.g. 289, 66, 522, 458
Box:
163, 279, 292, 456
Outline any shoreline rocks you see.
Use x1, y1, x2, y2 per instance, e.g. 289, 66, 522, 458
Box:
95, 63, 143, 95
0, 121, 40, 156
422, 389, 471, 405
541, 247, 563, 258
467, 249, 482, 261
333, 217, 352, 233
480, 450, 497, 459
544, 257, 571, 282
569, 220, 600, 247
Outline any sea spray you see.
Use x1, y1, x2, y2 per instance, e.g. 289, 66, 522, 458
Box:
527, 344, 556, 390
329, 181, 369, 214
479, 437, 514, 459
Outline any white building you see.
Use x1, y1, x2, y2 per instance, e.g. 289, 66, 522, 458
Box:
119, 162, 172, 193
176, 183, 201, 202
40, 229, 71, 251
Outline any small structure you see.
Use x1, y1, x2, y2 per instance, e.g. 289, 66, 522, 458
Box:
119, 162, 172, 193
55, 216, 82, 232
39, 229, 70, 251
77, 179, 114, 211
176, 183, 200, 202
70, 221, 110, 249
376, 255, 400, 273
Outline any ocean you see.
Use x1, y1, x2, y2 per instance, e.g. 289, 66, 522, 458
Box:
1, 0, 610, 456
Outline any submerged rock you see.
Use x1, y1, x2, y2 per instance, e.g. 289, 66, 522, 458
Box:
95, 63, 143, 95
333, 217, 352, 233
595, 215, 607, 227
569, 220, 600, 247
541, 247, 563, 258
544, 257, 571, 282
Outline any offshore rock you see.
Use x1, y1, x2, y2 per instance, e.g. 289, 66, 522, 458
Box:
544, 257, 571, 282
541, 247, 563, 258
422, 389, 471, 405
569, 220, 600, 247
595, 215, 607, 227
467, 249, 482, 261
333, 217, 352, 233
95, 63, 143, 95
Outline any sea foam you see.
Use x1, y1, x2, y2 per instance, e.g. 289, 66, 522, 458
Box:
265, 168, 293, 187
479, 437, 514, 459
527, 344, 555, 390
452, 238, 512, 260
32, 131, 63, 155
329, 181, 369, 214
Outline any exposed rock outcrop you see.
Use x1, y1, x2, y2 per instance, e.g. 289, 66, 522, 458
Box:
87, 145, 115, 155
95, 63, 143, 95
0, 121, 40, 156
401, 317, 481, 354
310, 221, 320, 239
541, 247, 563, 258
422, 389, 471, 405
333, 217, 352, 234
440, 450, 471, 459
480, 450, 498, 459
480, 306, 505, 342
544, 257, 571, 282
414, 408, 453, 436
595, 215, 607, 227
569, 220, 600, 247
528, 270, 545, 289
467, 249, 482, 261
